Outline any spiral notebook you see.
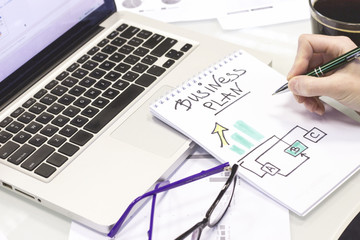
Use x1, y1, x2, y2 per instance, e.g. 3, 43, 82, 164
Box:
150, 50, 360, 216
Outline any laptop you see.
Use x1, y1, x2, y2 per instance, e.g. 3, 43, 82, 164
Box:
0, 0, 240, 234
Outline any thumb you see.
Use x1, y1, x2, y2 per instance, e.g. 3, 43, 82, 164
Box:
288, 75, 335, 97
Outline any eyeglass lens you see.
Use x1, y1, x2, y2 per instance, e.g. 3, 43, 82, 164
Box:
208, 175, 236, 226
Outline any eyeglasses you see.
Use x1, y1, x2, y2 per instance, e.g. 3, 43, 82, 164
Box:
107, 162, 238, 239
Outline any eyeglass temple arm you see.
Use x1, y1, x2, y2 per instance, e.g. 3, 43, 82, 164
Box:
107, 162, 230, 238
148, 181, 168, 240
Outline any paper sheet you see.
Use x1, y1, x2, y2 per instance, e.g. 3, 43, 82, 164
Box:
217, 0, 309, 29
114, 0, 309, 28
115, 0, 219, 22
150, 50, 360, 216
69, 148, 290, 239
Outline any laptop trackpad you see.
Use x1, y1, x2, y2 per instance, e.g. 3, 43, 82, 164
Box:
110, 86, 189, 158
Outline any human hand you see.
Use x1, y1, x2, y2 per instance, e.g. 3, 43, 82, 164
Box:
287, 34, 360, 115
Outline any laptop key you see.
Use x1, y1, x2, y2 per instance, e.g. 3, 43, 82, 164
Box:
166, 49, 184, 60
116, 23, 128, 32
22, 98, 36, 108
110, 37, 126, 47
59, 125, 77, 137
143, 34, 165, 49
141, 55, 157, 65
40, 94, 58, 105
107, 31, 119, 39
70, 130, 93, 146
87, 46, 100, 55
128, 37, 143, 47
83, 60, 98, 70
109, 52, 125, 63
181, 43, 193, 52
58, 94, 76, 105
21, 145, 55, 171
72, 68, 89, 79
45, 80, 58, 90
70, 116, 88, 127
56, 71, 69, 81
0, 141, 20, 159
73, 97, 91, 108
112, 80, 129, 91
8, 144, 35, 165
47, 152, 68, 167
89, 68, 106, 79
98, 39, 109, 47
135, 73, 157, 87
0, 116, 13, 127
29, 134, 47, 147
51, 115, 70, 127
79, 77, 96, 87
119, 45, 134, 54
92, 97, 109, 108
24, 122, 43, 134
104, 71, 121, 81
81, 106, 99, 118
13, 131, 31, 144
6, 121, 24, 133
62, 76, 78, 87
29, 103, 47, 114
120, 26, 140, 39
34, 89, 48, 99
84, 84, 144, 133
77, 54, 90, 64
0, 131, 13, 144
36, 112, 55, 124
40, 124, 59, 137
137, 30, 152, 39
35, 163, 56, 178
150, 38, 177, 57
48, 134, 66, 147
58, 142, 79, 157
101, 45, 117, 54
147, 65, 166, 77
92, 52, 108, 62
63, 106, 81, 117
18, 112, 35, 124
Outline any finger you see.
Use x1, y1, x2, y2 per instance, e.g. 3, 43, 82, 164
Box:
288, 75, 339, 98
287, 34, 355, 79
303, 97, 325, 115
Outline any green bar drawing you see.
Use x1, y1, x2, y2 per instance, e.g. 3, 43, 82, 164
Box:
231, 133, 253, 149
230, 145, 245, 155
234, 120, 264, 141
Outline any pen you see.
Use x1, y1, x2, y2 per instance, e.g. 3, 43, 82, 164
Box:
272, 46, 360, 95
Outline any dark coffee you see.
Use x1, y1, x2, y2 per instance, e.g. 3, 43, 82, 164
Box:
314, 0, 360, 23
310, 0, 360, 45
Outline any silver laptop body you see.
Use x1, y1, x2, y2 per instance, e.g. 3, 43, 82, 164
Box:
0, 0, 240, 233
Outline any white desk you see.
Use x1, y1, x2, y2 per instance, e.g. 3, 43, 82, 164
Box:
1, 17, 360, 240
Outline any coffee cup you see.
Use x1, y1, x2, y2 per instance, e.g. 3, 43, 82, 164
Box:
309, 0, 360, 45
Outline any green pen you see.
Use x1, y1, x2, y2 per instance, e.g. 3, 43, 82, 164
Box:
272, 46, 360, 95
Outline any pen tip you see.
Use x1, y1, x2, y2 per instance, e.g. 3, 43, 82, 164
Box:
272, 90, 279, 96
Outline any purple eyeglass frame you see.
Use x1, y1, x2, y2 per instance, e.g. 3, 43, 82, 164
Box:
107, 162, 230, 238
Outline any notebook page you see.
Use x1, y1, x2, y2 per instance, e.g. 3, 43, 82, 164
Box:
150, 50, 360, 216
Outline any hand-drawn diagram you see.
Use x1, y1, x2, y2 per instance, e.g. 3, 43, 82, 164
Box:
237, 125, 326, 178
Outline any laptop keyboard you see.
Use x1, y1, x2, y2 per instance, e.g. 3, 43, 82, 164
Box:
0, 23, 193, 181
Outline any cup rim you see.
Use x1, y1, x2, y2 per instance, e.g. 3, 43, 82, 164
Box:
309, 0, 360, 32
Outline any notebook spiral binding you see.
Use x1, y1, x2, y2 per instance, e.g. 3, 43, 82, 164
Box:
153, 50, 243, 108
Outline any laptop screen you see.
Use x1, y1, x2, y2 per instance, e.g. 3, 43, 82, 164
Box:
0, 0, 116, 107
0, 0, 104, 82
